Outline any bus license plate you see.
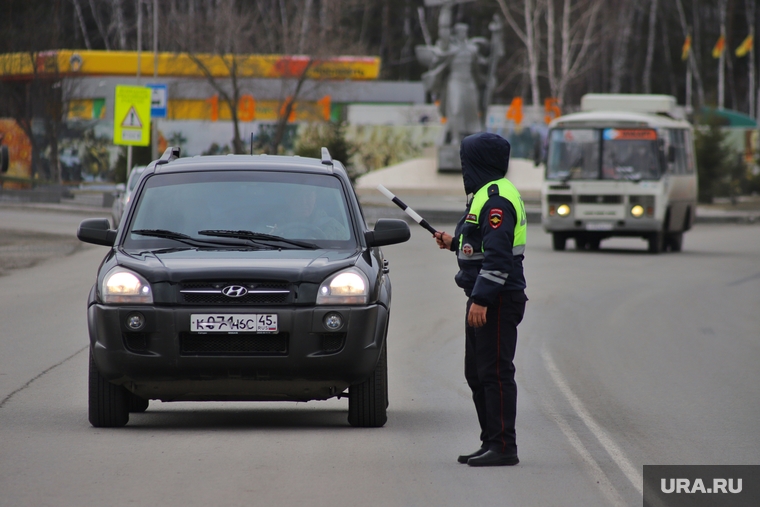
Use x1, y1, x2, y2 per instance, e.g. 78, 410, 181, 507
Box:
586, 222, 614, 231
190, 314, 278, 333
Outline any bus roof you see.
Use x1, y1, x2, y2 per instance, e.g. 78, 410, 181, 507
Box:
549, 110, 692, 130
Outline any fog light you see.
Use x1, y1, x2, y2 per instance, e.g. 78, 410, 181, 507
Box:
631, 204, 644, 218
323, 312, 343, 330
126, 312, 145, 331
557, 204, 571, 217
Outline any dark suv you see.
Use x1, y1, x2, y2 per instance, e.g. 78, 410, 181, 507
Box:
78, 147, 410, 428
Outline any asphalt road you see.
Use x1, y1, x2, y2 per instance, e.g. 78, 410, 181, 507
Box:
0, 209, 758, 507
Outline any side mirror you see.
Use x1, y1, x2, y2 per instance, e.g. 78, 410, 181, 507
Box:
77, 218, 117, 246
365, 219, 411, 247
533, 137, 543, 167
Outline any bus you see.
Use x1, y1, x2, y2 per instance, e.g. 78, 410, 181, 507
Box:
541, 94, 698, 253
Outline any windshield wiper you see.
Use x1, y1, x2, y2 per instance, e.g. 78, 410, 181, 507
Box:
198, 229, 320, 249
131, 229, 271, 249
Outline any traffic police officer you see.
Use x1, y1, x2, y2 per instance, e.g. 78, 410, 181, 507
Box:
434, 132, 527, 467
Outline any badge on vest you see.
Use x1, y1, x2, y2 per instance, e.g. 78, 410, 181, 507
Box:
462, 243, 474, 256
489, 208, 503, 229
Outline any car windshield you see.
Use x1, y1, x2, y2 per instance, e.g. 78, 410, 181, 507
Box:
547, 128, 663, 181
123, 170, 356, 250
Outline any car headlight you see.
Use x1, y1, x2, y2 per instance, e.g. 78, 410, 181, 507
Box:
556, 204, 571, 217
102, 267, 153, 304
631, 204, 645, 218
317, 268, 369, 305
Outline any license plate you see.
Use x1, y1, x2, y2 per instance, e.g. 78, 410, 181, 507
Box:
190, 314, 278, 333
585, 222, 614, 231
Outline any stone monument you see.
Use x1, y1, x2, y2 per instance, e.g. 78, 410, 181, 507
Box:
416, 0, 504, 172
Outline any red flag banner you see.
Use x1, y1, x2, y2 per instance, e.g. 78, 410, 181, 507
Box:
713, 35, 726, 58
682, 35, 692, 61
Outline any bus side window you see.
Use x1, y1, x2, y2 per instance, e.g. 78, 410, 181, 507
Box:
684, 130, 696, 173
668, 129, 688, 174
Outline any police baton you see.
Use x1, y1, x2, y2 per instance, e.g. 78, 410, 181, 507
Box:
376, 185, 440, 236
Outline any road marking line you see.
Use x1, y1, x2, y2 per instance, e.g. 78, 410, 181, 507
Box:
542, 347, 643, 497
540, 392, 627, 507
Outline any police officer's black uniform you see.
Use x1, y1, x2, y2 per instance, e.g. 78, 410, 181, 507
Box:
442, 132, 528, 467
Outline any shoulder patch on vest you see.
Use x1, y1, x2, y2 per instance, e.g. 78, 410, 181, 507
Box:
466, 213, 477, 222
489, 208, 503, 229
488, 184, 500, 197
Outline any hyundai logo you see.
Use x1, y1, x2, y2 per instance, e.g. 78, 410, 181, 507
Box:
222, 285, 248, 297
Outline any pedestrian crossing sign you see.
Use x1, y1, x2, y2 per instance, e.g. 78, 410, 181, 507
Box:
121, 106, 143, 128
113, 85, 151, 146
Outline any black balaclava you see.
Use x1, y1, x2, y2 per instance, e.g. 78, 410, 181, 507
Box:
460, 132, 511, 195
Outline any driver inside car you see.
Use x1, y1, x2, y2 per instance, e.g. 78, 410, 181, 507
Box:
271, 185, 348, 240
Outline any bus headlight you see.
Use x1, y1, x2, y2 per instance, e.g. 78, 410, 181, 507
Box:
556, 204, 571, 217
631, 205, 645, 218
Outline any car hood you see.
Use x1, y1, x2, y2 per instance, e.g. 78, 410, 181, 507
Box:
114, 248, 362, 284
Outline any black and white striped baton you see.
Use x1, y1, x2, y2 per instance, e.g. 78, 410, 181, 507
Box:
376, 185, 440, 236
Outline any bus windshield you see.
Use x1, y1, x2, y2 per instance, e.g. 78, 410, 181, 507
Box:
547, 128, 664, 181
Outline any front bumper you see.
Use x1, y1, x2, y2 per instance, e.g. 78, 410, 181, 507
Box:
542, 216, 662, 235
88, 303, 388, 402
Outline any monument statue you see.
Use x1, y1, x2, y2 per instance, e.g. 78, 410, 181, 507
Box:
416, 0, 504, 171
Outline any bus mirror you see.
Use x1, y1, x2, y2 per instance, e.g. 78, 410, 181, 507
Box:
533, 134, 545, 167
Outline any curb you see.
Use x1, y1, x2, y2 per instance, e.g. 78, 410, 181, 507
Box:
362, 206, 760, 226
0, 201, 111, 216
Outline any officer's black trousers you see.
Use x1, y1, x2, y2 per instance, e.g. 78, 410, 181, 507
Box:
464, 292, 526, 455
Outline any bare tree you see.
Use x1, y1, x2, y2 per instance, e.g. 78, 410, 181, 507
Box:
642, 0, 658, 94
609, 0, 636, 93
0, 52, 67, 183
88, 0, 112, 49
495, 0, 543, 107
174, 2, 257, 154
72, 0, 93, 50
110, 0, 128, 49
545, 0, 602, 107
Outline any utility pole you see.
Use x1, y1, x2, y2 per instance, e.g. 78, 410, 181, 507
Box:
718, 0, 727, 110
128, 0, 143, 181
152, 0, 159, 160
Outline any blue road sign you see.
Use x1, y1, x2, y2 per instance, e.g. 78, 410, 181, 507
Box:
147, 84, 168, 119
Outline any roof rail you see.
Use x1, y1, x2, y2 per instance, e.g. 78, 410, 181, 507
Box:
156, 146, 181, 165
321, 147, 333, 166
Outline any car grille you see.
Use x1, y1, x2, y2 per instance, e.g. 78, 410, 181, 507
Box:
578, 195, 623, 204
180, 332, 289, 355
320, 333, 346, 354
179, 281, 291, 305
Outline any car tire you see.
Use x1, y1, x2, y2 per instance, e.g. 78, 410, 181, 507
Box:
128, 392, 149, 413
647, 232, 664, 254
552, 233, 566, 251
348, 344, 388, 428
576, 238, 588, 250
666, 232, 683, 252
88, 350, 129, 427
